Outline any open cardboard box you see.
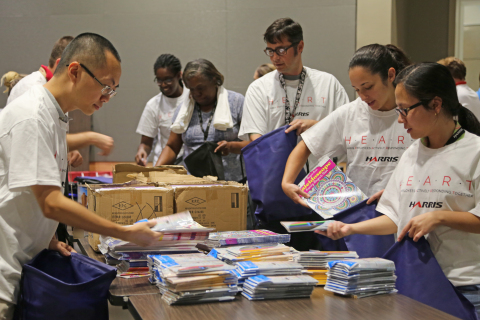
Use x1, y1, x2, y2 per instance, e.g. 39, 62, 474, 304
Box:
113, 163, 187, 184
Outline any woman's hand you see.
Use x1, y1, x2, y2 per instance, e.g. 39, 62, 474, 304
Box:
315, 221, 353, 240
397, 211, 440, 242
367, 189, 384, 204
214, 141, 231, 156
49, 238, 76, 256
281, 182, 310, 208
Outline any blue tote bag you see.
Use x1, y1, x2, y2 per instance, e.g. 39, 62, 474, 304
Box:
242, 125, 312, 223
383, 236, 478, 320
16, 249, 116, 320
316, 200, 395, 258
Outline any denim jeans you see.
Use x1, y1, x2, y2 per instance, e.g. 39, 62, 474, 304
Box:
457, 285, 480, 317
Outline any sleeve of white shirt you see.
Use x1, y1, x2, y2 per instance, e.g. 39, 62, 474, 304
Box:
238, 82, 267, 141
468, 170, 480, 218
8, 118, 62, 191
334, 81, 350, 108
300, 107, 347, 160
375, 163, 402, 226
136, 100, 159, 138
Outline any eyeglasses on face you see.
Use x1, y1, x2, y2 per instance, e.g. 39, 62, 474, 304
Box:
153, 77, 175, 86
67, 63, 118, 98
395, 101, 423, 117
264, 42, 298, 57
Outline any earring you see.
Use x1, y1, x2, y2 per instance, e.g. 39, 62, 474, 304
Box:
435, 113, 437, 116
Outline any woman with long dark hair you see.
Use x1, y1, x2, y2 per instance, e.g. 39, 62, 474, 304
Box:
282, 44, 413, 203
319, 62, 480, 315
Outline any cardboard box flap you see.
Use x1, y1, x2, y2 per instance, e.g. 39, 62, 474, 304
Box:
114, 163, 187, 174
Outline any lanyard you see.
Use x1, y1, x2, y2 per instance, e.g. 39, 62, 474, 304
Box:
196, 103, 216, 141
445, 124, 465, 146
278, 68, 307, 124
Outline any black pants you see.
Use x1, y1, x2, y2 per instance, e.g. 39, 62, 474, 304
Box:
257, 213, 323, 251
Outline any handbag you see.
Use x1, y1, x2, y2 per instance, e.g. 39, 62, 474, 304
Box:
15, 249, 116, 320
184, 141, 225, 180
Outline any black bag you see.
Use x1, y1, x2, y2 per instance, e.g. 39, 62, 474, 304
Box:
184, 141, 225, 180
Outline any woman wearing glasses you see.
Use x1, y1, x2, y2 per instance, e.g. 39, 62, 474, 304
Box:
135, 54, 189, 166
156, 59, 249, 182
318, 62, 480, 315
283, 43, 413, 204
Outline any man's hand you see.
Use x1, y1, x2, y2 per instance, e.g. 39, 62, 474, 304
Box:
49, 238, 76, 256
397, 212, 440, 242
281, 182, 310, 208
315, 221, 353, 240
123, 220, 164, 247
67, 150, 83, 167
214, 141, 231, 156
284, 119, 318, 135
92, 133, 114, 156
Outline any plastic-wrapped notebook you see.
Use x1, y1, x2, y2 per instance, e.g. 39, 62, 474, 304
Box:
298, 156, 367, 219
204, 230, 291, 247
280, 221, 335, 233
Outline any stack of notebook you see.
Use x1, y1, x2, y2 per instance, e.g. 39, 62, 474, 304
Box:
293, 251, 359, 285
232, 261, 304, 286
99, 211, 213, 278
208, 243, 296, 265
198, 230, 291, 251
324, 258, 397, 298
242, 275, 318, 300
147, 253, 239, 305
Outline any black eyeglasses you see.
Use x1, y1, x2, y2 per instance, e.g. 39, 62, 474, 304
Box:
68, 63, 118, 98
153, 77, 174, 86
395, 101, 423, 117
264, 43, 298, 57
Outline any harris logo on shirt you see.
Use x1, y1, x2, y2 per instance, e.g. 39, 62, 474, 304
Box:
365, 156, 398, 163
409, 201, 443, 210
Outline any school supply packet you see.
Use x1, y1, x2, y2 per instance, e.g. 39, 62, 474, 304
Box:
298, 156, 367, 219
280, 220, 335, 233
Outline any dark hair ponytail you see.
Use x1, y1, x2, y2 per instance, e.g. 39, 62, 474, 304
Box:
154, 54, 183, 87
395, 62, 480, 136
349, 44, 411, 82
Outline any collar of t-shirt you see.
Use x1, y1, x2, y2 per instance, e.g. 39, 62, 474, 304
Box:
455, 80, 467, 86
40, 65, 53, 81
282, 73, 301, 81
420, 122, 464, 147
42, 87, 69, 123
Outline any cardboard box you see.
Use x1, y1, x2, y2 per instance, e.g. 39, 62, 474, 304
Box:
86, 183, 174, 251
113, 164, 187, 184
171, 182, 248, 231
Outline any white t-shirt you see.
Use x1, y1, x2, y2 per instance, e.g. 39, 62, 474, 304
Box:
238, 66, 349, 141
302, 98, 415, 197
457, 83, 480, 121
6, 71, 46, 106
0, 85, 68, 303
136, 89, 189, 164
377, 132, 480, 286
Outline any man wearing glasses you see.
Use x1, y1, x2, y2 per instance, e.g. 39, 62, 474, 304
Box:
0, 33, 162, 319
239, 17, 349, 142
239, 18, 349, 251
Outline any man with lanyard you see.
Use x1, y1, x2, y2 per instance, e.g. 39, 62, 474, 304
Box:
238, 18, 349, 250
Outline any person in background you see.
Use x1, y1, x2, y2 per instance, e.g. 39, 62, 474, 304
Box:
318, 62, 480, 316
477, 71, 480, 100
156, 59, 248, 182
4, 35, 115, 160
283, 44, 414, 204
437, 57, 480, 121
253, 63, 275, 80
0, 33, 162, 320
239, 17, 349, 142
1, 71, 27, 97
135, 54, 188, 166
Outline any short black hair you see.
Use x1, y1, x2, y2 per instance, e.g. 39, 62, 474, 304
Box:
264, 18, 303, 45
55, 33, 121, 75
48, 36, 74, 68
